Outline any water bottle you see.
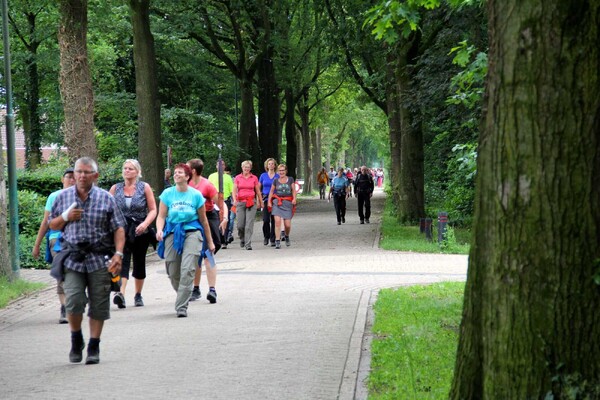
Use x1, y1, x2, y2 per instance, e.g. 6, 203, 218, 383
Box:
105, 255, 121, 291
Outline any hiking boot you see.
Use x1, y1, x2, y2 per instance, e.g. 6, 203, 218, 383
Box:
275, 240, 281, 249
207, 289, 217, 304
190, 287, 201, 302
285, 236, 290, 247
69, 335, 84, 363
246, 245, 253, 250
59, 305, 68, 324
360, 219, 364, 224
337, 221, 341, 225
85, 343, 100, 365
113, 292, 126, 309
222, 244, 228, 249
240, 241, 245, 248
342, 217, 345, 223
177, 309, 187, 318
366, 219, 370, 224
264, 237, 269, 245
134, 293, 144, 307
270, 241, 276, 247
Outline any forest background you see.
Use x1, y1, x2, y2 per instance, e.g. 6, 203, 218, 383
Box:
1, 0, 485, 269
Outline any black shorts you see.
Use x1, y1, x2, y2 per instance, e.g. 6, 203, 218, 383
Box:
206, 210, 222, 254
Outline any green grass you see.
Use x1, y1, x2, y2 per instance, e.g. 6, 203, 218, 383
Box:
368, 282, 465, 400
0, 276, 46, 309
380, 200, 471, 254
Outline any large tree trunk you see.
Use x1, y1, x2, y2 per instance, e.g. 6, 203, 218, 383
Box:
129, 0, 163, 192
25, 51, 42, 169
397, 37, 424, 223
385, 51, 401, 207
57, 0, 96, 161
298, 98, 312, 193
311, 127, 321, 191
284, 88, 298, 178
257, 48, 280, 162
238, 75, 260, 174
450, 1, 600, 398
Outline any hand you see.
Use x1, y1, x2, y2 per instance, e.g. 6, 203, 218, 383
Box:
208, 240, 216, 254
219, 220, 228, 234
108, 255, 122, 275
156, 231, 164, 242
69, 208, 84, 221
32, 245, 40, 260
135, 223, 147, 236
292, 199, 296, 205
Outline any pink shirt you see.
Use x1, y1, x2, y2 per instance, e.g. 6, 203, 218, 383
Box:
234, 174, 259, 199
189, 177, 217, 212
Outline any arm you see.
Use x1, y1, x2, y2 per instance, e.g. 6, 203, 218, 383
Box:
136, 183, 158, 235
108, 184, 117, 196
155, 201, 167, 242
267, 183, 275, 208
255, 182, 263, 209
291, 179, 297, 205
219, 202, 228, 234
108, 227, 125, 275
32, 210, 51, 259
232, 182, 238, 204
197, 205, 215, 253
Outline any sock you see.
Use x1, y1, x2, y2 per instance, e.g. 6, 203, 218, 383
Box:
71, 330, 83, 341
209, 286, 215, 292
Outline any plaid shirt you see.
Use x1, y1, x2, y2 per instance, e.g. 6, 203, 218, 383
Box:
51, 185, 126, 273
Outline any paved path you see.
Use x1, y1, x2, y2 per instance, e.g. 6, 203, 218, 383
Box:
0, 189, 467, 400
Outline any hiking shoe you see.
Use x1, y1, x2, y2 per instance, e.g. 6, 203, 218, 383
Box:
190, 287, 201, 302
366, 219, 370, 224
275, 240, 281, 249
342, 217, 345, 223
270, 241, 275, 247
285, 236, 290, 247
113, 292, 126, 309
280, 230, 285, 240
85, 344, 100, 365
337, 221, 341, 225
246, 245, 253, 250
69, 337, 84, 363
59, 305, 68, 324
207, 289, 217, 304
240, 241, 245, 248
222, 244, 228, 249
264, 238, 269, 245
177, 309, 187, 318
134, 293, 144, 307
360, 219, 364, 224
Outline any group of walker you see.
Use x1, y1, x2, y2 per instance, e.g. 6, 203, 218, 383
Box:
33, 155, 299, 364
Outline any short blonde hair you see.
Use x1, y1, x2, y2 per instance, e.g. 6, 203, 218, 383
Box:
241, 160, 253, 169
123, 159, 142, 179
277, 163, 287, 173
264, 158, 277, 171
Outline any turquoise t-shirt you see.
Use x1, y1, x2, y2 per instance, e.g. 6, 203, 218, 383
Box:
159, 186, 206, 230
45, 189, 64, 241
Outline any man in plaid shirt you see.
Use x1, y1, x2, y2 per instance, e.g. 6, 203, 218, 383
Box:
50, 157, 126, 365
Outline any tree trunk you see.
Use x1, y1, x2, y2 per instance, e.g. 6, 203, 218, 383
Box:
284, 88, 298, 178
57, 0, 96, 161
311, 127, 321, 191
129, 0, 163, 193
298, 99, 312, 193
238, 75, 260, 174
450, 1, 600, 398
25, 51, 42, 169
0, 149, 9, 278
385, 50, 401, 207
257, 48, 280, 162
397, 38, 424, 223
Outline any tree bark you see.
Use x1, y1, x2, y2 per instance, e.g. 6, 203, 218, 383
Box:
284, 88, 298, 178
298, 95, 312, 192
257, 47, 280, 163
57, 0, 96, 161
237, 75, 260, 173
451, 1, 600, 398
385, 50, 401, 207
129, 0, 163, 192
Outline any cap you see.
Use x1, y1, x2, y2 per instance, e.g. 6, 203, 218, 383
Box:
63, 167, 74, 176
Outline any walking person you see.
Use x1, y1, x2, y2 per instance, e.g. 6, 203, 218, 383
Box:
328, 166, 336, 185
232, 160, 262, 250
268, 164, 297, 249
188, 158, 223, 304
32, 167, 75, 324
164, 168, 172, 188
108, 159, 157, 308
155, 163, 215, 318
208, 160, 234, 248
259, 158, 278, 246
317, 167, 329, 200
354, 165, 375, 224
329, 168, 350, 225
49, 157, 126, 365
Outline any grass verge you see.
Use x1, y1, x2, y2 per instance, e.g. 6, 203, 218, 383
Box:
379, 200, 470, 254
368, 282, 465, 399
0, 276, 46, 309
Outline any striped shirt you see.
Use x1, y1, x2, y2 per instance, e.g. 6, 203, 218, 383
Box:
51, 185, 126, 273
